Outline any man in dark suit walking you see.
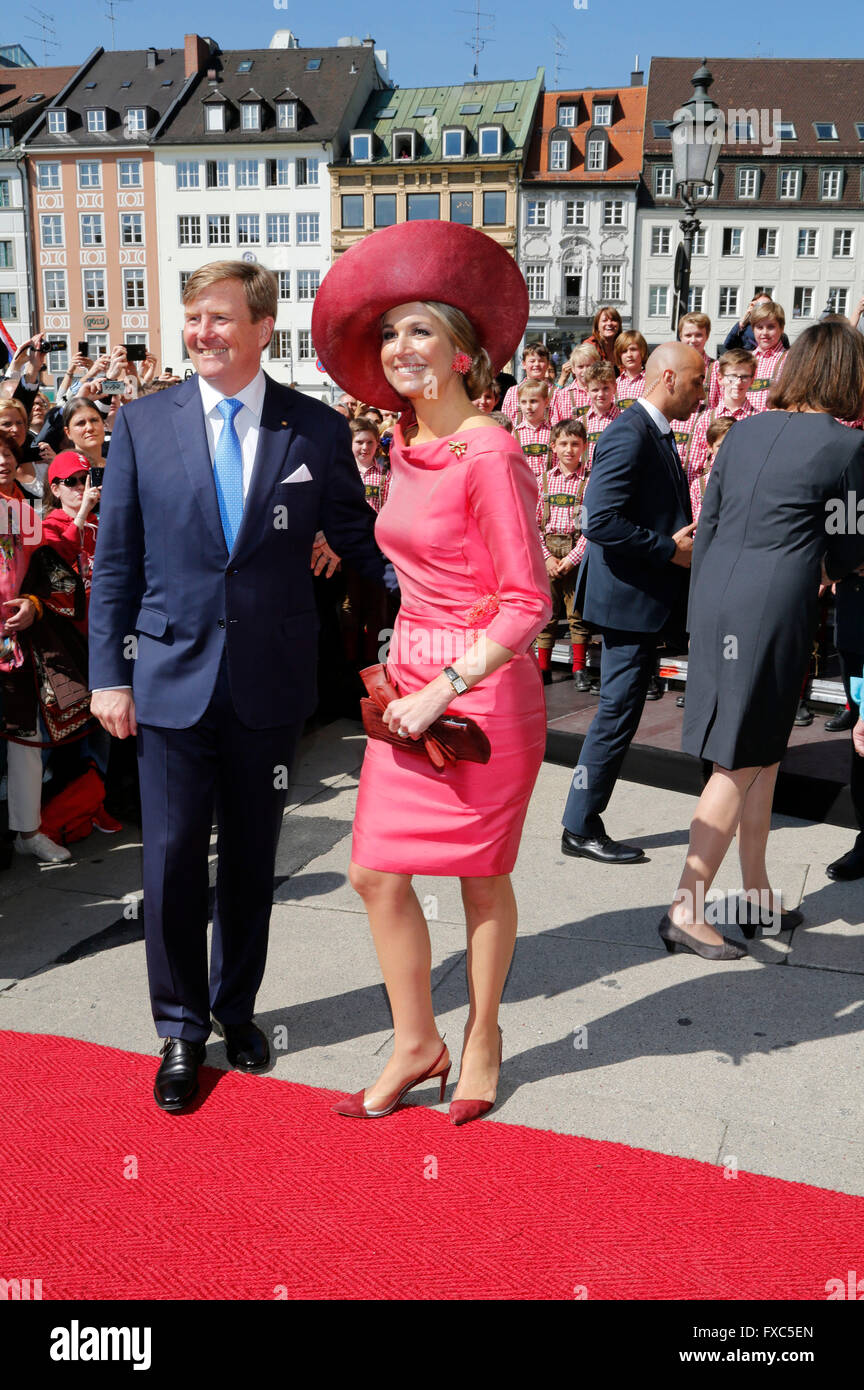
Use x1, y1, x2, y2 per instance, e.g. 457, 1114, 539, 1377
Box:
89, 261, 383, 1111
561, 342, 706, 863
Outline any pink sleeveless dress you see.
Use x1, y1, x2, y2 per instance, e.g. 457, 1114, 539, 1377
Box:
351, 415, 552, 876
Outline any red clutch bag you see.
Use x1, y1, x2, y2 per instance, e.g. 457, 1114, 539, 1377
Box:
359, 664, 491, 771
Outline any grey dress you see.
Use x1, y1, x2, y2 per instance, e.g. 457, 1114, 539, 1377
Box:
682, 411, 864, 769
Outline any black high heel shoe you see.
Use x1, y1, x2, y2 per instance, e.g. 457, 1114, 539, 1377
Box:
658, 914, 747, 961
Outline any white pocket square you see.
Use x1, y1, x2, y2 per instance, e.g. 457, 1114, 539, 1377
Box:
281, 464, 313, 484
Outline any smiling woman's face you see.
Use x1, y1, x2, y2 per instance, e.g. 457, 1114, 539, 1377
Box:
0, 440, 18, 492
0, 408, 27, 448
380, 302, 454, 401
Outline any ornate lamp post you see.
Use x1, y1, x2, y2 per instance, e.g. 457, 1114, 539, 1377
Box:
667, 61, 722, 329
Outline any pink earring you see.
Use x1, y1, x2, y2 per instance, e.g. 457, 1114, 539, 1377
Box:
451, 352, 472, 375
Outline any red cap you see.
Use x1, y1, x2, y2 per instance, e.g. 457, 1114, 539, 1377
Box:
312, 221, 529, 411
48, 450, 92, 485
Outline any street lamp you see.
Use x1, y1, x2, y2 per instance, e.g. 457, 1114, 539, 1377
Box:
667, 61, 722, 329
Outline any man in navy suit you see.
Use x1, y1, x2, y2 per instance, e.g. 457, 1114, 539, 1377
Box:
561, 342, 706, 864
89, 261, 383, 1110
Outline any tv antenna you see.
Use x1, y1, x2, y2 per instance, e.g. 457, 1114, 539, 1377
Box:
455, 1, 495, 79
552, 25, 570, 89
105, 0, 131, 51
24, 7, 59, 65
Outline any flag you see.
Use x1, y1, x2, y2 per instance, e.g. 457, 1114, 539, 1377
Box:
0, 316, 16, 371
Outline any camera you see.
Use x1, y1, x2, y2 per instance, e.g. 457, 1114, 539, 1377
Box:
77, 341, 89, 357
125, 343, 147, 362
89, 465, 105, 489
39, 338, 66, 354
101, 379, 126, 394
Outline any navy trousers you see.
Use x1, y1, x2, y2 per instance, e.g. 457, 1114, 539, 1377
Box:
562, 627, 658, 839
137, 654, 301, 1043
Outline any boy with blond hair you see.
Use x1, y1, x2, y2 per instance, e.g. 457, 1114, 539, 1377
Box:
551, 342, 600, 425
515, 378, 553, 479
582, 361, 620, 467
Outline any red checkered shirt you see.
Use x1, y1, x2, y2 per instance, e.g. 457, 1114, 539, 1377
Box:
550, 383, 591, 425
685, 400, 758, 488
746, 346, 787, 414
671, 406, 706, 469
584, 404, 620, 467
837, 416, 864, 431
536, 462, 590, 568
357, 458, 391, 514
516, 420, 553, 479
502, 382, 552, 424
615, 371, 647, 410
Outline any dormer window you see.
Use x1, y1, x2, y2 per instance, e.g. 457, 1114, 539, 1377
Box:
275, 90, 299, 131
393, 129, 416, 160
86, 108, 107, 133
205, 105, 225, 132
557, 103, 577, 128
549, 128, 570, 171
478, 125, 502, 157
586, 134, 607, 171
442, 127, 466, 158
125, 107, 147, 133
351, 131, 372, 162
593, 101, 612, 127
241, 103, 261, 131
47, 109, 67, 135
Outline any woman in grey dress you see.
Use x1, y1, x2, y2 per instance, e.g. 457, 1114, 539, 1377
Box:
663, 320, 864, 960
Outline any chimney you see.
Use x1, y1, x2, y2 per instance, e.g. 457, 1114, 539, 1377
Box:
146, 47, 158, 69
185, 33, 210, 79
362, 35, 375, 47
630, 53, 643, 86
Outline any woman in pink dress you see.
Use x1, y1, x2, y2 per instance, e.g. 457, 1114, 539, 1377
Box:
313, 222, 552, 1125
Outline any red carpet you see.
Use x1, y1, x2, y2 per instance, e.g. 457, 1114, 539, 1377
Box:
2, 1030, 861, 1300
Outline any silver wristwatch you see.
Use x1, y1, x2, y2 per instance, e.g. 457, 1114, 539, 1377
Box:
443, 665, 468, 696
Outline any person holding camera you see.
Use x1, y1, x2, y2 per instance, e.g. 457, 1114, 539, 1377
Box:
41, 451, 101, 614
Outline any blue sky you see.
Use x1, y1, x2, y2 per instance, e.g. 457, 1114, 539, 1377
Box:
22, 1, 864, 89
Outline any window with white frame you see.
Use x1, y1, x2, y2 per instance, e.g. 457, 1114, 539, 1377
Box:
601, 263, 621, 300
820, 168, 843, 199
86, 109, 106, 133
47, 110, 67, 134
797, 228, 818, 256
178, 272, 191, 297
722, 227, 742, 256
718, 286, 740, 317
779, 168, 801, 199
237, 213, 260, 244
297, 270, 320, 302
205, 105, 226, 133
277, 102, 297, 131
692, 227, 707, 255
119, 159, 142, 188
593, 102, 612, 126
297, 330, 315, 360
123, 269, 146, 310
176, 160, 200, 190
120, 212, 143, 246
648, 285, 669, 317
737, 168, 759, 198
687, 286, 705, 313
0, 241, 13, 268
550, 139, 568, 171
83, 269, 106, 310
207, 214, 230, 246
654, 166, 673, 197
36, 162, 60, 190
351, 133, 371, 161
80, 213, 104, 247
125, 107, 147, 132
526, 200, 548, 227
443, 129, 465, 158
266, 158, 291, 188
0, 291, 17, 318
557, 104, 576, 127
296, 212, 319, 244
40, 214, 63, 247
206, 160, 230, 189
828, 286, 849, 316
565, 200, 586, 226
241, 103, 261, 131
77, 161, 101, 189
266, 213, 291, 245
236, 159, 259, 188
650, 226, 672, 255
44, 270, 67, 311
603, 200, 624, 227
793, 286, 814, 318
277, 271, 290, 300
525, 263, 547, 301
833, 228, 854, 257
479, 126, 502, 156
178, 215, 201, 246
46, 336, 69, 374
295, 157, 318, 185
757, 227, 778, 256
586, 138, 605, 171
270, 330, 292, 360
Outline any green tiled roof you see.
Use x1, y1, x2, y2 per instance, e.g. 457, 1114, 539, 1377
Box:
354, 67, 544, 163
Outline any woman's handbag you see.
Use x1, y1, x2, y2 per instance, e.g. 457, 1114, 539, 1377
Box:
359, 663, 491, 770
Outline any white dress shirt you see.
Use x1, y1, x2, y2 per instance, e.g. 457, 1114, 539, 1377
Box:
198, 367, 266, 501
635, 396, 672, 436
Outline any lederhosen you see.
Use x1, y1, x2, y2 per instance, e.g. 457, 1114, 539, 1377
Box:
537, 467, 592, 650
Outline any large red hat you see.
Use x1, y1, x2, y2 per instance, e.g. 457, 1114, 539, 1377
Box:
312, 221, 529, 411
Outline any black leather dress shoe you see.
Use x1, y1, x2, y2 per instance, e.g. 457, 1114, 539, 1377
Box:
153, 1038, 207, 1112
645, 676, 663, 701
824, 708, 856, 732
574, 670, 593, 693
211, 1017, 270, 1072
794, 701, 814, 727
826, 844, 864, 881
561, 829, 646, 863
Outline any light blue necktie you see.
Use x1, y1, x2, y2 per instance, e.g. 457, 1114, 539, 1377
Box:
213, 397, 244, 550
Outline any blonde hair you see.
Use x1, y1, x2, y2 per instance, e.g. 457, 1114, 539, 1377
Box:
678, 311, 712, 336
182, 260, 277, 323
517, 378, 551, 399
421, 301, 494, 398
750, 299, 786, 331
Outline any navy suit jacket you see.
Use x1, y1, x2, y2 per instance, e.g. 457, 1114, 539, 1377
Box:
578, 402, 692, 634
89, 373, 383, 729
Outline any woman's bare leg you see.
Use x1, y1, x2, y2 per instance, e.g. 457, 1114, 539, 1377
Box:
736, 763, 781, 911
452, 874, 517, 1104
348, 862, 447, 1106
668, 765, 765, 947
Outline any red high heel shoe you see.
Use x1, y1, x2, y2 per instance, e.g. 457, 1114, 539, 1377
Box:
332, 1041, 450, 1118
449, 1027, 503, 1127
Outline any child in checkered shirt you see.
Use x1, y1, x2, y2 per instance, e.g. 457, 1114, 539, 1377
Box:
341, 416, 392, 666
515, 379, 553, 479
551, 342, 600, 425
535, 418, 594, 689
684, 349, 756, 490
690, 413, 736, 523
501, 340, 552, 423
582, 361, 620, 465
745, 300, 788, 412
614, 331, 649, 409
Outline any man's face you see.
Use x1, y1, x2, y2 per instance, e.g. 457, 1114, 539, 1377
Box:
587, 380, 616, 415
668, 361, 706, 420
679, 324, 708, 354
183, 279, 274, 394
753, 318, 782, 352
